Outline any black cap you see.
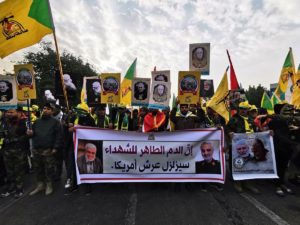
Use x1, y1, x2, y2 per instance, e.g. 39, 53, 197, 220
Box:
43, 102, 54, 110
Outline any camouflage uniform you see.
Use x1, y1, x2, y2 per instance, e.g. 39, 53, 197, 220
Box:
3, 148, 26, 190
2, 118, 28, 191
32, 148, 57, 183
31, 115, 63, 183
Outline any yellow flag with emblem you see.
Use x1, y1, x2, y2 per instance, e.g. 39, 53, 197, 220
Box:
292, 64, 300, 108
121, 58, 137, 106
274, 48, 295, 100
0, 0, 53, 58
206, 67, 230, 122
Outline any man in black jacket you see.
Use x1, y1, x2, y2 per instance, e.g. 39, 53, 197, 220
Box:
27, 103, 63, 196
170, 100, 205, 130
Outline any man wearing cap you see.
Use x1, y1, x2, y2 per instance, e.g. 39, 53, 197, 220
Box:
227, 101, 254, 134
27, 103, 63, 196
112, 105, 130, 131
268, 103, 298, 195
248, 105, 258, 131
94, 105, 112, 129
64, 103, 95, 193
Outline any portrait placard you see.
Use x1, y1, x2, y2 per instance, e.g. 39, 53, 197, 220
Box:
178, 71, 200, 104
151, 70, 170, 83
85, 76, 102, 107
189, 43, 210, 75
232, 132, 278, 180
0, 75, 17, 109
131, 78, 150, 106
200, 79, 214, 98
148, 81, 171, 109
100, 73, 120, 104
148, 70, 171, 109
14, 64, 36, 100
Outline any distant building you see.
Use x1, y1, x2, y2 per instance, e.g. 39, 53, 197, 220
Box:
270, 83, 278, 93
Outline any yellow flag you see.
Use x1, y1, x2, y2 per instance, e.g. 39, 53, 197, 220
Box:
292, 64, 300, 108
274, 48, 295, 100
0, 0, 53, 58
207, 68, 230, 122
120, 59, 137, 105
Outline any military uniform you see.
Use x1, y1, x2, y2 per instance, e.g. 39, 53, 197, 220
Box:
195, 159, 221, 174
226, 114, 254, 134
1, 118, 28, 196
31, 115, 63, 185
170, 107, 205, 130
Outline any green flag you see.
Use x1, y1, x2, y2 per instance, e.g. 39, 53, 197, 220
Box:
172, 93, 176, 108
261, 92, 273, 111
271, 93, 281, 106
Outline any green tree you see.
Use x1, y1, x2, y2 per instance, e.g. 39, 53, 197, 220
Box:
245, 84, 266, 107
21, 42, 98, 107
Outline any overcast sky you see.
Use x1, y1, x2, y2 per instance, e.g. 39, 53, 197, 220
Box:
1, 0, 300, 95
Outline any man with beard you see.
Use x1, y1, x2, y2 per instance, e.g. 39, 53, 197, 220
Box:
77, 143, 102, 174
27, 103, 63, 196
170, 101, 205, 191
196, 142, 221, 174
233, 139, 253, 170
0, 108, 29, 198
134, 82, 148, 101
170, 100, 205, 130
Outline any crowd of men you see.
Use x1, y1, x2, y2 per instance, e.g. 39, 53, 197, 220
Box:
0, 99, 299, 198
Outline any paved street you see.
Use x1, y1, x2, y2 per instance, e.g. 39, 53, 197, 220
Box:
1, 174, 300, 225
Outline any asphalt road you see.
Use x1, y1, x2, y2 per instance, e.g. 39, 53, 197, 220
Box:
0, 175, 300, 225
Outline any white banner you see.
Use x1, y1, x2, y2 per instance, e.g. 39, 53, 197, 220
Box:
74, 127, 225, 184
232, 131, 278, 180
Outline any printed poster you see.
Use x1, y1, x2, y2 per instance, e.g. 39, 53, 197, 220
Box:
131, 78, 150, 106
232, 131, 278, 180
189, 43, 210, 75
149, 70, 171, 109
100, 73, 120, 104
0, 75, 17, 109
178, 71, 200, 104
85, 76, 102, 107
14, 64, 36, 100
200, 79, 214, 98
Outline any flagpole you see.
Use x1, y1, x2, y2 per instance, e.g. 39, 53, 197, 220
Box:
52, 31, 69, 112
47, 0, 69, 112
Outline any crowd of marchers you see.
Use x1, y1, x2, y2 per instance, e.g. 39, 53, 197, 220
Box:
0, 100, 299, 198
